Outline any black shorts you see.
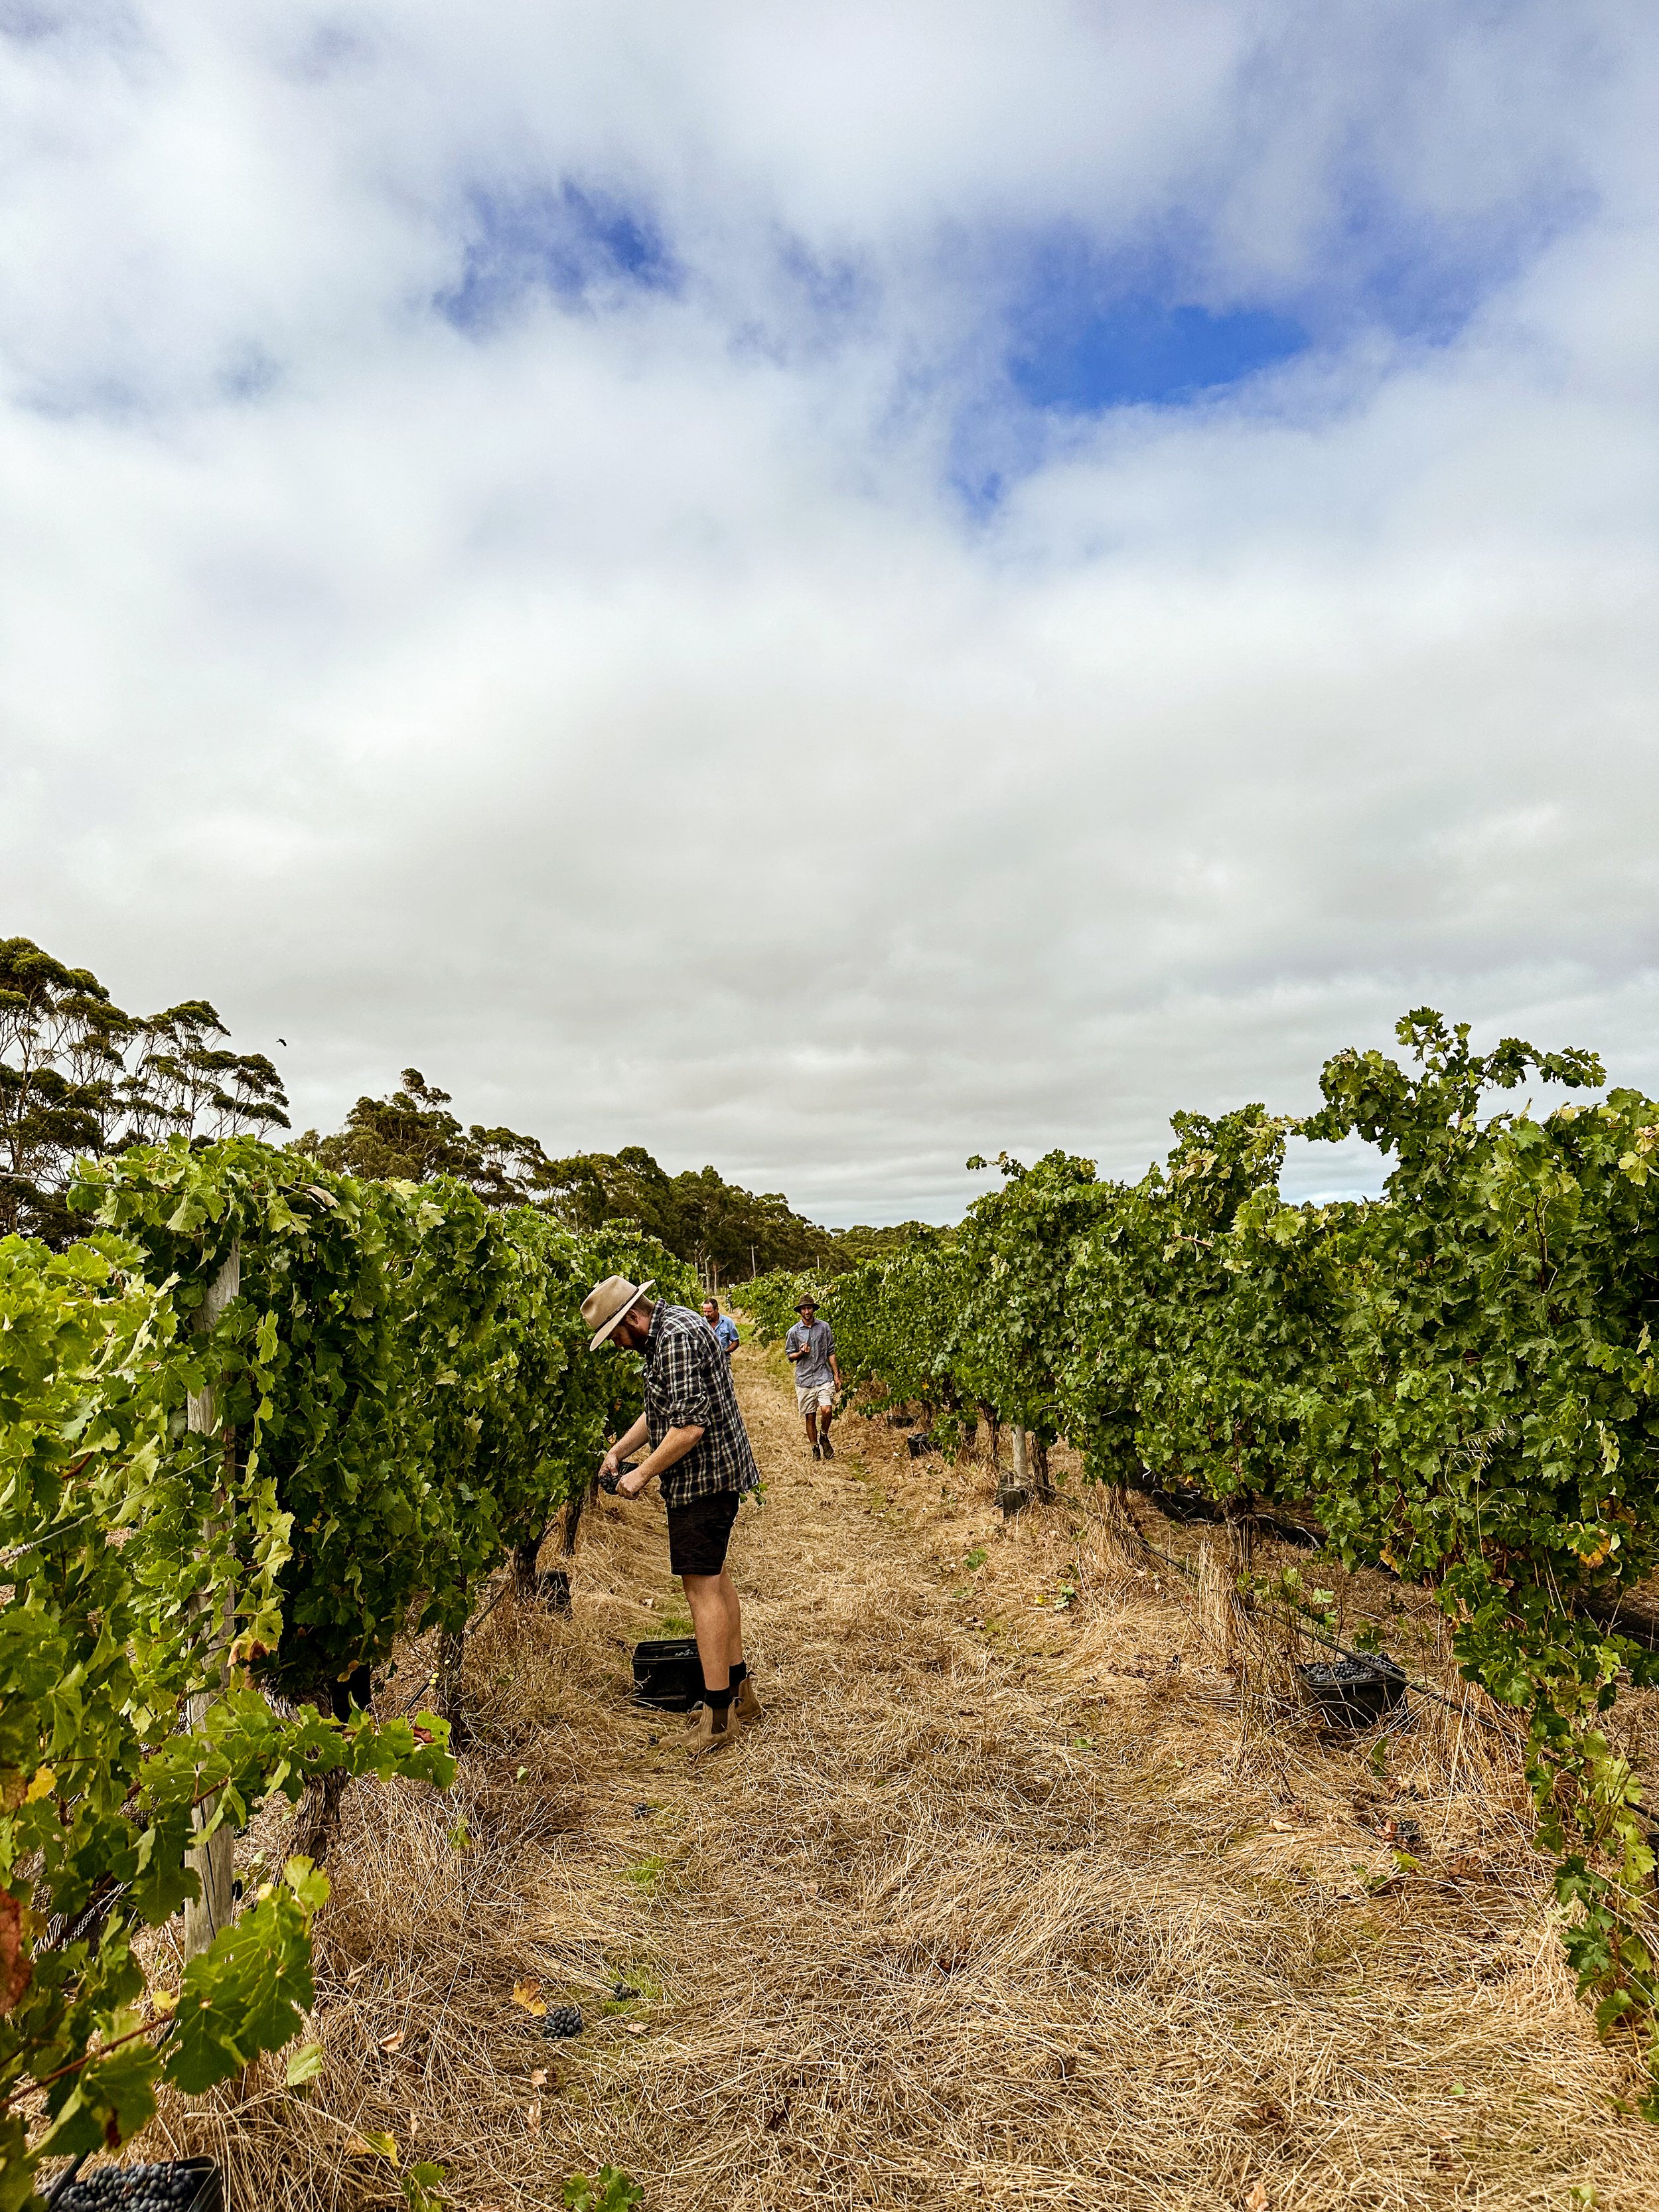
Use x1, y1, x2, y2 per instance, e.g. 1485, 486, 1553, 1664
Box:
666, 1489, 741, 1578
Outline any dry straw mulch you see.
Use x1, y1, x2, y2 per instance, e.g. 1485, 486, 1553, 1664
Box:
135, 1342, 1659, 2210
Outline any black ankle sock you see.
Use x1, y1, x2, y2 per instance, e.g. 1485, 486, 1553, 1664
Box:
729, 1660, 747, 1685
705, 1682, 735, 1711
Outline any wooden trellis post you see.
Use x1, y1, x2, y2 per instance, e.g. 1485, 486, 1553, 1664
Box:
998, 1423, 1031, 1516
183, 1240, 240, 1960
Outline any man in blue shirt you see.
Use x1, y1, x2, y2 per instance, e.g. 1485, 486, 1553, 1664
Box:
701, 1297, 741, 1359
784, 1294, 841, 1460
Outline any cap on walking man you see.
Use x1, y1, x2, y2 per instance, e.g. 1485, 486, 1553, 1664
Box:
784, 1294, 841, 1460
582, 1274, 761, 1756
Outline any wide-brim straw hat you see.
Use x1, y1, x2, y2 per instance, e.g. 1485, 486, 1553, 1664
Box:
582, 1274, 655, 1352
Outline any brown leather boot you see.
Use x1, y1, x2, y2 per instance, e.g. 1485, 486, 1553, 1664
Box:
685, 1698, 739, 1758
734, 1671, 762, 1723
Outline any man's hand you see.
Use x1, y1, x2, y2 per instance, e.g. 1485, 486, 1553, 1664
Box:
599, 1445, 639, 1498
605, 1423, 702, 1503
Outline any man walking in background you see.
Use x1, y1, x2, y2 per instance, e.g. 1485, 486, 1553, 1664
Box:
785, 1293, 841, 1460
702, 1295, 740, 1360
583, 1274, 762, 1757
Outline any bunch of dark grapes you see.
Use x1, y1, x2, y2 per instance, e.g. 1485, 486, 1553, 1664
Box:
541, 2004, 583, 2039
58, 2164, 218, 2211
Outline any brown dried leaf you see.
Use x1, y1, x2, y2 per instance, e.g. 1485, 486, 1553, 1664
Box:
0, 1891, 31, 2018
512, 1979, 547, 2017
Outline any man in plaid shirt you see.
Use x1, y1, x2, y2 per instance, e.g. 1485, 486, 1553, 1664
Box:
583, 1274, 761, 1757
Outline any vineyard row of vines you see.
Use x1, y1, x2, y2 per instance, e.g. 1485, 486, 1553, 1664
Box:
743, 1009, 1659, 2108
2, 1133, 696, 2211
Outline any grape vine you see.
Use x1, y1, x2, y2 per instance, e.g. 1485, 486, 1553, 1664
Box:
2, 1138, 694, 2205
747, 1013, 1659, 2104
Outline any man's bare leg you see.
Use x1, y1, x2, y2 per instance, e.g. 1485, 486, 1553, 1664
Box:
682, 1571, 735, 1693
802, 1408, 819, 1451
717, 1567, 745, 1671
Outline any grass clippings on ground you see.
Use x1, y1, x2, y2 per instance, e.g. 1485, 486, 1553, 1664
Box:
129, 1341, 1659, 2211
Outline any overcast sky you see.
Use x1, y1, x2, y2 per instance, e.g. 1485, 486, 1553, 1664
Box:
4, 3, 1656, 1222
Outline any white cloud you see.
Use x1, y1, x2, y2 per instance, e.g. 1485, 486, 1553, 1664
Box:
2, 1, 1656, 1222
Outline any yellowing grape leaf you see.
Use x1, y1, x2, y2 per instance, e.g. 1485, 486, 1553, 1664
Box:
285, 2040, 325, 2086
512, 1980, 547, 2016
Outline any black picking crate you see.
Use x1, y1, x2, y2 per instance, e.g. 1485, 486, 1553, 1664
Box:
1145, 1485, 1222, 1525
632, 1637, 703, 1710
52, 2161, 222, 2212
328, 1663, 374, 1721
535, 1566, 572, 1614
1299, 1654, 1407, 1728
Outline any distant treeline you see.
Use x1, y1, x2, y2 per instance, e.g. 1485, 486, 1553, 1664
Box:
296, 1066, 920, 1281
1, 936, 916, 1280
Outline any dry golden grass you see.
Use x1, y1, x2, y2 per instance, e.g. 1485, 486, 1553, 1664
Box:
132, 1340, 1659, 2211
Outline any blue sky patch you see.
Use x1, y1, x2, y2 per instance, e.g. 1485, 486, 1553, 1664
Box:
992, 164, 1583, 424
437, 181, 678, 332
1010, 293, 1309, 413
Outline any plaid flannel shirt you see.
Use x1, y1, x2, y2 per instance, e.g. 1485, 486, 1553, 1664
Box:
640, 1301, 761, 1507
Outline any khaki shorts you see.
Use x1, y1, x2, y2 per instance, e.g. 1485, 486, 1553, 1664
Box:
795, 1380, 835, 1412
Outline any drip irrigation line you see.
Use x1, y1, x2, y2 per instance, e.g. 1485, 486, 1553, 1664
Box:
1121, 1502, 1659, 1845
387, 1483, 601, 1718
463, 1564, 516, 1637
1122, 1502, 1510, 1733
386, 1564, 516, 1720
